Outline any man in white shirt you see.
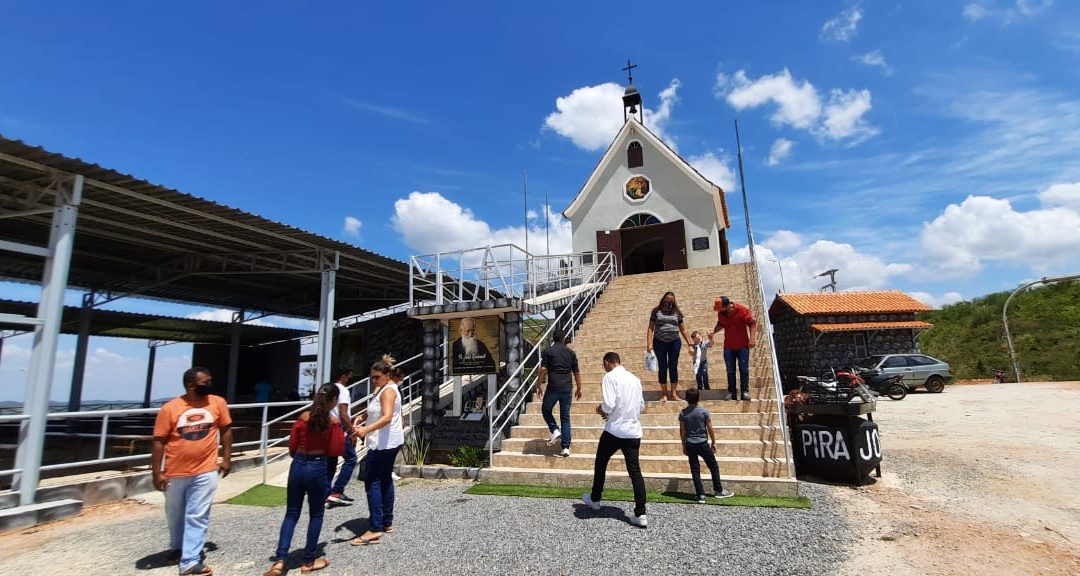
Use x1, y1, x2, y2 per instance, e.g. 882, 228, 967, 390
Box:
326, 366, 356, 506
581, 352, 648, 528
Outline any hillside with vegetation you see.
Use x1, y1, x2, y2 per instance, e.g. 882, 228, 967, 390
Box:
918, 280, 1080, 381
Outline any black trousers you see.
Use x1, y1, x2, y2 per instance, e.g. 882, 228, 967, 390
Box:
590, 431, 647, 517
686, 441, 724, 496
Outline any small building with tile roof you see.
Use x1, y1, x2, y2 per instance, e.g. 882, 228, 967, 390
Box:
768, 290, 933, 388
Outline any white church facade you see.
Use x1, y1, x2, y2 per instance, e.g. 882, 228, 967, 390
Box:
563, 85, 732, 275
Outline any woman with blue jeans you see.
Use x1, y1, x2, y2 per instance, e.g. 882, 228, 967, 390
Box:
265, 384, 346, 576
350, 354, 405, 546
646, 291, 693, 403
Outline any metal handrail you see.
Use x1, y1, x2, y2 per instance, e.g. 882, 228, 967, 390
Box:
747, 259, 797, 478
409, 244, 604, 307
486, 252, 616, 464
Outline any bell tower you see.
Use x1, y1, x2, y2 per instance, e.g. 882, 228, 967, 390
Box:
622, 59, 643, 123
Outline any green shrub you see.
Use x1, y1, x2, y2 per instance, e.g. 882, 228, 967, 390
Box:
402, 426, 432, 465
448, 444, 486, 468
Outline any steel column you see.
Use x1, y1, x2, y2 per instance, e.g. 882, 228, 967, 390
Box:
142, 344, 158, 408
316, 268, 336, 386
14, 174, 83, 506
67, 293, 95, 412
227, 310, 243, 402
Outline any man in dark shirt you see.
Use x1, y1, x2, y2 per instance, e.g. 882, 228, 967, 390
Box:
536, 329, 582, 457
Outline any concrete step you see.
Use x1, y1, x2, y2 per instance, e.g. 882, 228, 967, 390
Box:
0, 498, 82, 534
501, 437, 786, 458
516, 411, 781, 427
490, 451, 789, 476
510, 425, 783, 442
523, 398, 777, 416
478, 467, 798, 497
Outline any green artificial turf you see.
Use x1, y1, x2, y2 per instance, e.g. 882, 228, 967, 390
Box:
224, 483, 287, 507
464, 483, 811, 509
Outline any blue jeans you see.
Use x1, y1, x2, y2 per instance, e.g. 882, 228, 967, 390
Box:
328, 423, 357, 494
364, 447, 400, 532
165, 470, 218, 572
723, 347, 751, 396
695, 363, 710, 390
541, 390, 572, 449
686, 441, 724, 497
653, 338, 682, 385
274, 455, 329, 563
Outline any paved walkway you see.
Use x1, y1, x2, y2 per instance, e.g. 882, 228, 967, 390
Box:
0, 472, 849, 576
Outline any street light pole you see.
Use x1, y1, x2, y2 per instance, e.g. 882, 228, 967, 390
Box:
1003, 272, 1080, 384
765, 256, 785, 292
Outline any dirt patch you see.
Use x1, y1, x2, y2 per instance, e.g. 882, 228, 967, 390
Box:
831, 381, 1080, 576
0, 499, 156, 552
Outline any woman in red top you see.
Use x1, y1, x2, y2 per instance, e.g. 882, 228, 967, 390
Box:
265, 384, 347, 576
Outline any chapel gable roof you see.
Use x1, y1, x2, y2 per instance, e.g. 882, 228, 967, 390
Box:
561, 118, 730, 228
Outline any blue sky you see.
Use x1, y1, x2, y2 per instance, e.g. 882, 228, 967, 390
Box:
2, 1, 1080, 401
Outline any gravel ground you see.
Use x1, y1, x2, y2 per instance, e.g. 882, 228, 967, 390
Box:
1, 479, 852, 576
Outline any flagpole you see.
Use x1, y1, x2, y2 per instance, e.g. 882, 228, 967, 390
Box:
523, 169, 529, 255
544, 189, 550, 255
735, 118, 755, 263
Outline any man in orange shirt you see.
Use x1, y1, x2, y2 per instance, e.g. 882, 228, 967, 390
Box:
152, 367, 233, 576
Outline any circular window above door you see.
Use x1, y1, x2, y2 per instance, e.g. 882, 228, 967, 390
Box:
624, 175, 651, 202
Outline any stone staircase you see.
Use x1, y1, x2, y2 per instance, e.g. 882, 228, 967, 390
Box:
482, 263, 798, 497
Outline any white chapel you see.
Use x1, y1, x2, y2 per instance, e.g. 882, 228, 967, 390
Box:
563, 83, 733, 275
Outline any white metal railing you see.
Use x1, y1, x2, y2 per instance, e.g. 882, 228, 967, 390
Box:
259, 352, 423, 482
336, 301, 431, 329
0, 400, 308, 480
409, 244, 604, 307
747, 260, 796, 478
486, 251, 616, 464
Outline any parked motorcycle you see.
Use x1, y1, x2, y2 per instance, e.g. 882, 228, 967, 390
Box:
854, 369, 907, 401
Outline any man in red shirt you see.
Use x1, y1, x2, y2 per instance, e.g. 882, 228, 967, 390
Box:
709, 296, 758, 401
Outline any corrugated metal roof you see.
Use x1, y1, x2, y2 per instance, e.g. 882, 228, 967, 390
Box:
0, 299, 312, 345
0, 136, 408, 319
774, 291, 932, 315
810, 320, 934, 333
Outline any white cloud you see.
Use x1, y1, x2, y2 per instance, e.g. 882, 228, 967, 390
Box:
963, 3, 990, 21
762, 229, 802, 252
964, 0, 1052, 23
717, 68, 875, 143
767, 138, 794, 166
543, 80, 680, 151
342, 216, 362, 238
853, 50, 894, 76
920, 193, 1080, 277
1039, 182, 1080, 211
392, 191, 572, 256
818, 89, 878, 141
721, 69, 822, 130
820, 6, 863, 42
686, 152, 737, 192
734, 239, 913, 296
908, 291, 966, 308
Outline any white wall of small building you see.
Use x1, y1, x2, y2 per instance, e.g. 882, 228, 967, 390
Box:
569, 128, 724, 269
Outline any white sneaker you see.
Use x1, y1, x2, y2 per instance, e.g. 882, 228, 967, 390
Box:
581, 493, 600, 511
560, 447, 570, 457
714, 489, 735, 499
629, 514, 648, 528
547, 429, 562, 446
391, 472, 401, 481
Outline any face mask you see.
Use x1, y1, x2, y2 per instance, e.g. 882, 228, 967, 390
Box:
192, 384, 212, 397
662, 301, 674, 310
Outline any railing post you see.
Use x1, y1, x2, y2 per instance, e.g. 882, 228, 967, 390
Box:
260, 404, 269, 485
97, 414, 109, 461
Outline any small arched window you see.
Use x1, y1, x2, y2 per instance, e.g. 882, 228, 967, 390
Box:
627, 141, 643, 168
621, 213, 661, 228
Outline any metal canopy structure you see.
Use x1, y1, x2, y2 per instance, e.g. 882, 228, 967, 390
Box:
0, 137, 407, 318
0, 299, 312, 345
0, 135, 410, 507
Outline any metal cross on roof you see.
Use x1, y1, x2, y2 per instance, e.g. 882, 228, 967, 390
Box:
622, 59, 637, 84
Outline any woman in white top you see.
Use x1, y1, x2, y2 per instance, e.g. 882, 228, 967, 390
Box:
350, 355, 404, 546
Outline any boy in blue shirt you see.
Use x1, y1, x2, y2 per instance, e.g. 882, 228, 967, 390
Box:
678, 388, 734, 502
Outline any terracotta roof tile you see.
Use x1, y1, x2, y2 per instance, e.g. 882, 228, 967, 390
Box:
776, 291, 932, 315
810, 321, 934, 333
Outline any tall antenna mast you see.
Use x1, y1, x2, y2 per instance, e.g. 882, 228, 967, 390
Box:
734, 118, 756, 263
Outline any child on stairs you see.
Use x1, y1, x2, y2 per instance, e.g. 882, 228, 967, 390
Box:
678, 388, 735, 502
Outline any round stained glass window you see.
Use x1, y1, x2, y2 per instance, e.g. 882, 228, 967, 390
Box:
624, 175, 651, 201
